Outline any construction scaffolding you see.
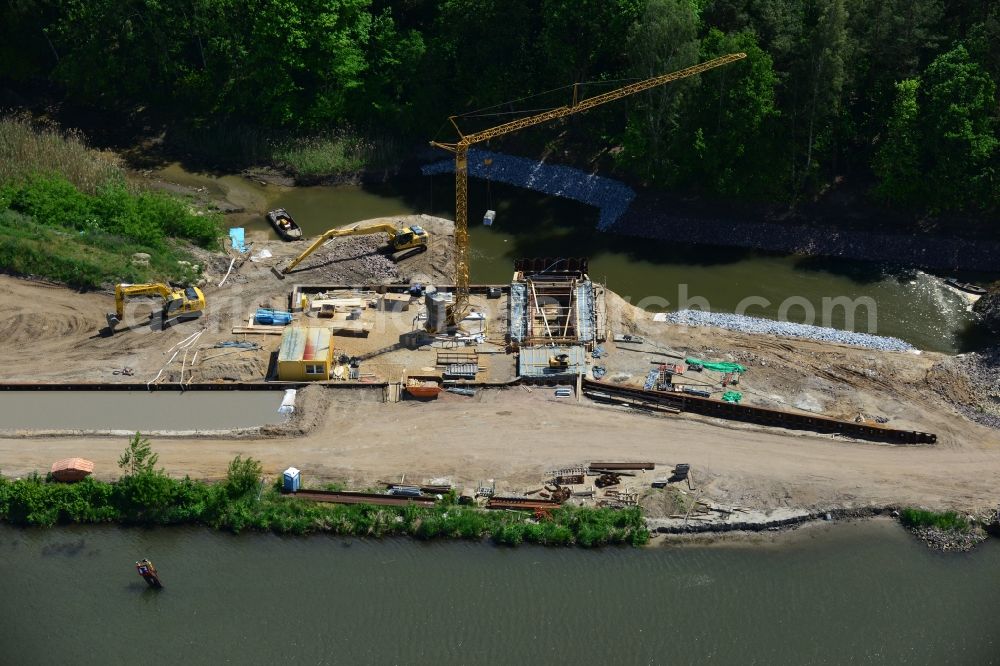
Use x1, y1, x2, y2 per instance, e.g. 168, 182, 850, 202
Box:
508, 258, 597, 350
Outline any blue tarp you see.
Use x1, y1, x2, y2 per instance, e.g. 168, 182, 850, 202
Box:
255, 308, 292, 325
229, 227, 246, 253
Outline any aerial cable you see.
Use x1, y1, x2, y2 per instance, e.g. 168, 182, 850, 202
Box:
455, 83, 576, 119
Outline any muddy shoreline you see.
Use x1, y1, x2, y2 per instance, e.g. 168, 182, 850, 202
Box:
617, 193, 1000, 273
649, 507, 998, 552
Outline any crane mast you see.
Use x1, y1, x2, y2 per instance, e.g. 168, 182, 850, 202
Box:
430, 52, 747, 323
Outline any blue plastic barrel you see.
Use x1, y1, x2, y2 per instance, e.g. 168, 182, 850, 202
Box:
255, 308, 293, 325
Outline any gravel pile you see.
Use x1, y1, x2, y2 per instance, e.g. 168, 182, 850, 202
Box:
973, 289, 1000, 334
948, 348, 1000, 429
310, 234, 400, 283
908, 525, 988, 552
422, 149, 635, 230
660, 309, 915, 352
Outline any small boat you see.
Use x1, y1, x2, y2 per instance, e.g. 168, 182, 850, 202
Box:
266, 208, 302, 241
944, 278, 987, 296
136, 559, 163, 589
405, 379, 442, 399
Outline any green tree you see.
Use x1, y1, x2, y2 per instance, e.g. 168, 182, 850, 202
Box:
352, 9, 427, 128
844, 0, 942, 167
620, 0, 700, 183
426, 0, 540, 116
872, 78, 922, 205
225, 455, 263, 500
922, 44, 998, 210
117, 432, 159, 477
797, 0, 849, 189
537, 0, 642, 83
43, 0, 375, 129
676, 29, 780, 196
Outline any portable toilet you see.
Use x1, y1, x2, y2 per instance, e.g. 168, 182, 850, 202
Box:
282, 467, 301, 493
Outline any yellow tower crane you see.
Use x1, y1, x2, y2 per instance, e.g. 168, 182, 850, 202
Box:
430, 52, 747, 323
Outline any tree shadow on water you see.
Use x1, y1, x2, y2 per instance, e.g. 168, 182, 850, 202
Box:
374, 175, 754, 268
791, 255, 904, 285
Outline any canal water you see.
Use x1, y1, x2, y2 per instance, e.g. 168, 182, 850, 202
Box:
1, 521, 997, 664
0, 391, 287, 431
148, 164, 996, 353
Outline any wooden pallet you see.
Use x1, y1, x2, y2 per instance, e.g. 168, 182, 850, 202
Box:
436, 350, 478, 366
232, 325, 285, 335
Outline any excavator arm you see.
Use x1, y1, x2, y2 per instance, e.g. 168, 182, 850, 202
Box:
113, 284, 173, 319
107, 283, 205, 333
281, 223, 428, 274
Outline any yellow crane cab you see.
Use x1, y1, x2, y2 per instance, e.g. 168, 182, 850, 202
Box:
392, 224, 429, 251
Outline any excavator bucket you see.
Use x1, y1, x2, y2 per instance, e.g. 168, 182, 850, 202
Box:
271, 265, 287, 280
106, 312, 121, 331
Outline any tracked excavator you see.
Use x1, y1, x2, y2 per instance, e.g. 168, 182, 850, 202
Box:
279, 222, 429, 275
106, 283, 206, 334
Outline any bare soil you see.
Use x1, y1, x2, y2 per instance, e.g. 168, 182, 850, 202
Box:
1, 389, 999, 515
0, 223, 998, 515
600, 290, 985, 437
0, 215, 456, 384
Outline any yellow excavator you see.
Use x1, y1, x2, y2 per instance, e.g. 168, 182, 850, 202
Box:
279, 222, 430, 275
106, 283, 206, 333
549, 353, 571, 369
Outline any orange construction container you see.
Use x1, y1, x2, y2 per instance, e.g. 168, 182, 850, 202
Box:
50, 458, 95, 482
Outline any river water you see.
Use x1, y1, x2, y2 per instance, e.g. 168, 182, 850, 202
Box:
1, 520, 997, 664
148, 164, 996, 353
0, 391, 287, 431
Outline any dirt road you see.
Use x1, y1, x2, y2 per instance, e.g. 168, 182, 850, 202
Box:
2, 390, 998, 512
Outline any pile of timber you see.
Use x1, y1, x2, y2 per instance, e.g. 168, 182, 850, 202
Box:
588, 462, 655, 471
380, 481, 453, 494
286, 489, 436, 507
486, 496, 562, 511
600, 490, 639, 508
232, 320, 371, 336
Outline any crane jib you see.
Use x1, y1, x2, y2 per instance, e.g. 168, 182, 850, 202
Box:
432, 53, 747, 325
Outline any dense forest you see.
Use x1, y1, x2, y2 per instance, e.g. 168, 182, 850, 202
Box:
1, 0, 997, 213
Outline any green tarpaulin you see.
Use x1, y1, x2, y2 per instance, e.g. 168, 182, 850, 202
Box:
722, 391, 743, 403
686, 358, 746, 374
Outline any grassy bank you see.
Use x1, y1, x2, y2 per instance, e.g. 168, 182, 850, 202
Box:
0, 116, 221, 288
0, 436, 649, 548
167, 121, 403, 181
899, 508, 970, 532
272, 134, 370, 179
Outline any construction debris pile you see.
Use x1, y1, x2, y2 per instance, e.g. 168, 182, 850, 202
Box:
933, 347, 1000, 429
474, 462, 659, 517
973, 288, 1000, 334
302, 234, 401, 283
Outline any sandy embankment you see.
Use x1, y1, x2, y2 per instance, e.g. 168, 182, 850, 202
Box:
0, 221, 998, 517
1, 385, 999, 517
